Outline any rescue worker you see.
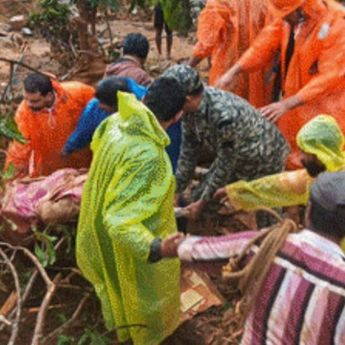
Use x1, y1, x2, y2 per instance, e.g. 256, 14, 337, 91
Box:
5, 73, 94, 177
189, 0, 274, 107
76, 77, 186, 345
217, 0, 345, 169
163, 64, 289, 219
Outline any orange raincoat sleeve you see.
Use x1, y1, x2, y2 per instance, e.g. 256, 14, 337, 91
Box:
193, 5, 234, 60
296, 20, 345, 103
238, 19, 283, 72
5, 103, 32, 177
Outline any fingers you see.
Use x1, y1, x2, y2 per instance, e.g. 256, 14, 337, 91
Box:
215, 75, 231, 89
213, 187, 227, 200
260, 107, 279, 123
260, 106, 273, 117
166, 232, 185, 242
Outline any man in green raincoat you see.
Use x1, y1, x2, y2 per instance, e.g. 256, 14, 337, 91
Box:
76, 77, 186, 345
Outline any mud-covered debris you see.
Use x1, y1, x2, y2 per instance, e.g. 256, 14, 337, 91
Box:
9, 15, 27, 31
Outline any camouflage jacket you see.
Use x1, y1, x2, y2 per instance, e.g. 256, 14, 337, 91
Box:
175, 87, 290, 201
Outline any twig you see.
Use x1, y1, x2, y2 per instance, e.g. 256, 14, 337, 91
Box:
0, 243, 53, 286
22, 271, 39, 303
0, 58, 49, 78
68, 35, 78, 59
1, 44, 29, 103
42, 293, 90, 343
0, 238, 65, 333
31, 273, 62, 345
104, 9, 114, 49
0, 249, 21, 345
1, 62, 14, 103
0, 315, 11, 326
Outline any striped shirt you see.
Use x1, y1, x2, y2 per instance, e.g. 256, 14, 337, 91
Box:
178, 229, 345, 345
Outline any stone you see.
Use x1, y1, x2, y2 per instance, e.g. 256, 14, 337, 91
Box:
21, 27, 33, 36
9, 15, 27, 31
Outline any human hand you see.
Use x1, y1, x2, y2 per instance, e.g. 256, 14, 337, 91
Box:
260, 101, 289, 123
174, 193, 181, 207
215, 64, 241, 90
214, 187, 236, 215
184, 199, 207, 220
260, 96, 302, 123
160, 232, 185, 257
213, 187, 228, 201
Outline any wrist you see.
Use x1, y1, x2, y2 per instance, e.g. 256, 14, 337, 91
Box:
284, 96, 303, 111
148, 238, 162, 263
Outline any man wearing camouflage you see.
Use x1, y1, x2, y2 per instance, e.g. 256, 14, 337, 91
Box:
163, 65, 290, 219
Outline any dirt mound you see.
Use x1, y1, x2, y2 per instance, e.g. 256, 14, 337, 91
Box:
0, 0, 33, 19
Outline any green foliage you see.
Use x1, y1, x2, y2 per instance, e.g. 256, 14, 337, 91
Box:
33, 228, 58, 267
77, 329, 112, 345
2, 163, 15, 181
29, 0, 72, 44
57, 334, 75, 345
88, 0, 119, 10
161, 0, 192, 33
0, 117, 25, 144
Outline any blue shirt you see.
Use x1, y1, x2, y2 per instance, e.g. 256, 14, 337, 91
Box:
63, 78, 182, 172
63, 78, 147, 155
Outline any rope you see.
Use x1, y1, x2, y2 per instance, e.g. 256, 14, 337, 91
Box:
222, 207, 298, 325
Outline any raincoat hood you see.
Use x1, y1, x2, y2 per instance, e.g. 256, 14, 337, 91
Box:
266, 0, 306, 18
267, 0, 333, 19
297, 115, 345, 172
117, 91, 170, 148
204, 0, 234, 21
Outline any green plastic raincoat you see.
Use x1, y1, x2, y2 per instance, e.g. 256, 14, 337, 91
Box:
226, 115, 345, 211
76, 92, 180, 345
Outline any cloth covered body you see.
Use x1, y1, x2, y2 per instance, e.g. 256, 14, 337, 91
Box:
63, 78, 147, 155
76, 92, 180, 345
104, 56, 152, 86
1, 168, 86, 233
5, 80, 94, 177
237, 0, 345, 168
176, 86, 289, 201
226, 115, 345, 211
193, 0, 273, 107
178, 229, 345, 344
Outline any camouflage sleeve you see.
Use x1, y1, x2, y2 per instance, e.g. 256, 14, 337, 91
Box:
175, 118, 201, 194
197, 141, 237, 201
193, 119, 238, 201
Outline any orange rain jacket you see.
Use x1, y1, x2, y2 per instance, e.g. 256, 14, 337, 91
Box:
237, 0, 345, 169
5, 80, 94, 177
192, 0, 273, 107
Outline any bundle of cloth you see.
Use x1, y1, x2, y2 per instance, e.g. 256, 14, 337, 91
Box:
1, 168, 87, 235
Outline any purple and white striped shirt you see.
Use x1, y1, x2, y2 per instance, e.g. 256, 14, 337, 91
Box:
178, 229, 345, 345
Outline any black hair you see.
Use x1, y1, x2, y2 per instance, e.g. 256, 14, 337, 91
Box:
144, 77, 186, 122
95, 77, 130, 108
189, 83, 204, 97
23, 73, 53, 96
309, 199, 345, 239
123, 33, 149, 60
